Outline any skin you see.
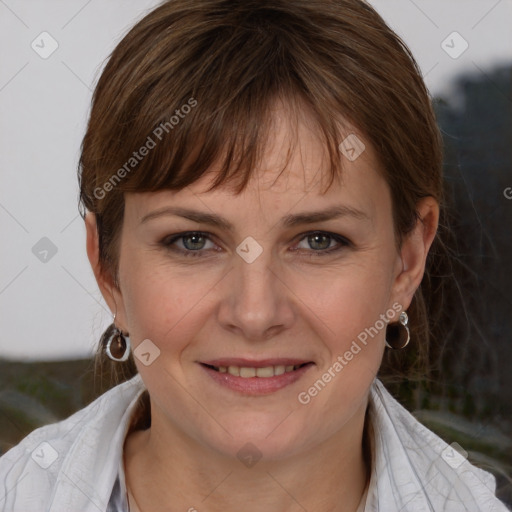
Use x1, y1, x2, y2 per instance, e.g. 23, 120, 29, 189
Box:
86, 101, 439, 512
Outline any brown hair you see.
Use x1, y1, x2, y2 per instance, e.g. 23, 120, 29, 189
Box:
79, 0, 445, 392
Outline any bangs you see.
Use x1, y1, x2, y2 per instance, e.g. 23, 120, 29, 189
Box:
101, 91, 344, 204
117, 89, 343, 198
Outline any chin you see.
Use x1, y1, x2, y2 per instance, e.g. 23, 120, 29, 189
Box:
201, 413, 311, 462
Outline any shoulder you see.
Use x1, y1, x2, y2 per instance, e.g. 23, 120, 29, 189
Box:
0, 375, 145, 512
366, 379, 510, 511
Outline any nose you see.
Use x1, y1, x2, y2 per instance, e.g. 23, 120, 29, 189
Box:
216, 248, 296, 342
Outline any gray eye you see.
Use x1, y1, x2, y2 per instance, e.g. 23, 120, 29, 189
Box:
298, 233, 334, 251
180, 233, 209, 250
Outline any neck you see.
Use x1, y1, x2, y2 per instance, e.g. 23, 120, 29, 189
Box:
124, 398, 371, 512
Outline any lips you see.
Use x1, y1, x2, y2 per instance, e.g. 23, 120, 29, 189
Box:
198, 358, 315, 394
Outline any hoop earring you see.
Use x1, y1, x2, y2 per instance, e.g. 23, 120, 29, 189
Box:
105, 322, 131, 362
385, 311, 410, 349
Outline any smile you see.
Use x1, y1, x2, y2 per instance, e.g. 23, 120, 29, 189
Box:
203, 363, 308, 378
199, 359, 315, 395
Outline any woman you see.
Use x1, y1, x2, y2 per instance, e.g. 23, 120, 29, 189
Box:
0, 0, 509, 511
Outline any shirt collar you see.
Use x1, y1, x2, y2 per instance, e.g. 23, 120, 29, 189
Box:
364, 379, 505, 511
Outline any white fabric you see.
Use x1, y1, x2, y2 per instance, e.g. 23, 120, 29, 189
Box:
0, 374, 509, 511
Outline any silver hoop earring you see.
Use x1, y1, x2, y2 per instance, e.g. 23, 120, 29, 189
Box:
385, 311, 410, 350
105, 324, 131, 362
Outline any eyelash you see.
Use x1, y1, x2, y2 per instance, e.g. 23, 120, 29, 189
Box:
159, 231, 351, 258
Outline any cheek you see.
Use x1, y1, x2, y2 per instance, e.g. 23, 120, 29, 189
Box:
293, 261, 392, 392
299, 260, 394, 342
292, 281, 388, 426
118, 253, 210, 350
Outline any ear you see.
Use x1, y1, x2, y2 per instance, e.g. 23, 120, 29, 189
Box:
85, 212, 126, 329
391, 197, 439, 310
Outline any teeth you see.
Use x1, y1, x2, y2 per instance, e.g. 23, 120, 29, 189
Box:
273, 365, 285, 376
240, 367, 256, 378
256, 366, 274, 377
228, 366, 240, 376
215, 364, 305, 378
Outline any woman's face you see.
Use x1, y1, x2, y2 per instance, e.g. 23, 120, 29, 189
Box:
94, 105, 429, 461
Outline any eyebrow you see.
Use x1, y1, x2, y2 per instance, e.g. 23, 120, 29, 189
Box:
139, 205, 370, 230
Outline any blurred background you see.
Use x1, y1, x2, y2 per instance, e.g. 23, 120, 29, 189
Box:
1, 0, 511, 506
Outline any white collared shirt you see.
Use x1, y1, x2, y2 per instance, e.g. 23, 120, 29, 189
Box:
0, 374, 509, 511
